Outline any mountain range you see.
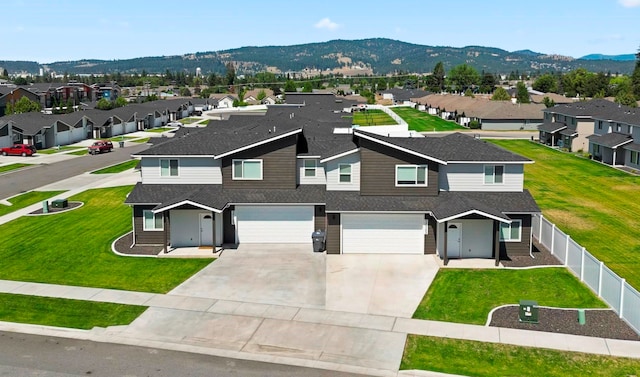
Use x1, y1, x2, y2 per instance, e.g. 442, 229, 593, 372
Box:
0, 38, 636, 77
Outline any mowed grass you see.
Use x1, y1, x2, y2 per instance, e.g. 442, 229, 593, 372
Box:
413, 269, 605, 325
179, 117, 201, 124
145, 127, 173, 133
91, 159, 138, 174
391, 107, 466, 131
130, 137, 150, 143
490, 140, 640, 289
69, 149, 88, 156
0, 163, 32, 173
0, 191, 66, 217
0, 186, 211, 293
401, 335, 640, 376
37, 146, 85, 154
351, 109, 397, 126
0, 293, 146, 329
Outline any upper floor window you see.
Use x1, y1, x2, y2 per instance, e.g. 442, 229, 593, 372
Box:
597, 121, 603, 130
616, 123, 622, 132
233, 159, 263, 180
304, 159, 316, 177
500, 219, 521, 242
484, 165, 504, 184
396, 165, 428, 186
339, 164, 352, 183
160, 159, 178, 176
143, 210, 163, 231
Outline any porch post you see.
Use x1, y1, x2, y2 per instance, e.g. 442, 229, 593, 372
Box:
163, 212, 169, 254
494, 221, 500, 267
443, 221, 448, 266
212, 211, 216, 251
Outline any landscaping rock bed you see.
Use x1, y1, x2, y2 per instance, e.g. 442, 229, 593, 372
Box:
29, 201, 83, 215
500, 243, 562, 268
489, 306, 640, 341
114, 232, 163, 256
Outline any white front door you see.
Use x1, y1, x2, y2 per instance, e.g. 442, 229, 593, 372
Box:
447, 223, 462, 258
200, 214, 213, 246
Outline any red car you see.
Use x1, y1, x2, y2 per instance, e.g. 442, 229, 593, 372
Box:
88, 140, 113, 155
1, 144, 37, 157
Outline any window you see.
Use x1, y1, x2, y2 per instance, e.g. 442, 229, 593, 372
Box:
160, 159, 178, 176
143, 210, 163, 231
631, 151, 640, 165
232, 159, 262, 180
484, 165, 504, 184
500, 220, 522, 242
339, 164, 351, 183
597, 121, 603, 130
304, 159, 316, 177
396, 165, 428, 186
593, 144, 600, 155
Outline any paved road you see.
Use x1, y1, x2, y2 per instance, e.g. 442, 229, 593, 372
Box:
0, 143, 148, 200
0, 331, 369, 377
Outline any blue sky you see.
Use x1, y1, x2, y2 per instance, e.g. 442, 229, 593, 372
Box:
3, 0, 639, 63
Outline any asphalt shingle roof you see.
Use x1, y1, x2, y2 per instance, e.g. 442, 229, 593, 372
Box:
538, 122, 567, 133
587, 132, 633, 148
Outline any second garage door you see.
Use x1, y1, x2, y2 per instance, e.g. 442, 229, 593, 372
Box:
235, 205, 314, 244
342, 213, 424, 254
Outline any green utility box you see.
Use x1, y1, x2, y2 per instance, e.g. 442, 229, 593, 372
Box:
519, 300, 539, 323
51, 199, 68, 209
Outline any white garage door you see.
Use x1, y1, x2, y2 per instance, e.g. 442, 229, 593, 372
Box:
235, 205, 314, 244
342, 213, 424, 254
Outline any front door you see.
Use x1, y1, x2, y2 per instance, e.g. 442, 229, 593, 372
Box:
199, 214, 213, 246
447, 223, 462, 258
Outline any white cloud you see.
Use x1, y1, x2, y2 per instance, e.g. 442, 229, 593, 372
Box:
314, 18, 340, 31
619, 0, 640, 7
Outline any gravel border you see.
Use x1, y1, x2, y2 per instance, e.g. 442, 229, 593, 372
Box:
489, 306, 640, 341
113, 232, 163, 256
501, 242, 562, 268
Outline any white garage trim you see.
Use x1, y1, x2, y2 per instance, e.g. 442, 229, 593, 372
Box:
235, 205, 314, 244
342, 213, 425, 254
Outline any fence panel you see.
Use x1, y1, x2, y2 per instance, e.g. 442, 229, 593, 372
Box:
600, 265, 622, 313
540, 218, 553, 249
566, 239, 583, 277
552, 227, 567, 264
622, 283, 640, 334
532, 214, 540, 242
582, 252, 600, 294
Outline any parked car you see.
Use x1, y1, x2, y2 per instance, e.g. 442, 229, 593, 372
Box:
88, 140, 113, 155
1, 144, 37, 157
167, 121, 183, 127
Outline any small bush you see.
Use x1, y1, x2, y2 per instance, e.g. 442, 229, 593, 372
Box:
468, 120, 481, 129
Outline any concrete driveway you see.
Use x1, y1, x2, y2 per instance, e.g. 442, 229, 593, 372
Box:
170, 245, 439, 318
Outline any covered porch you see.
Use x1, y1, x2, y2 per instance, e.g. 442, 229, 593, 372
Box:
588, 133, 633, 166
537, 122, 567, 147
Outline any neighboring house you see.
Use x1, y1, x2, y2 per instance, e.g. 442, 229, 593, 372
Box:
415, 94, 544, 130
0, 112, 75, 149
209, 93, 237, 108
0, 87, 41, 116
125, 93, 539, 265
380, 88, 430, 105
530, 93, 575, 105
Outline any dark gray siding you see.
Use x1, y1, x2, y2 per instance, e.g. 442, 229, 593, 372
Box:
326, 213, 340, 254
133, 205, 167, 245
222, 135, 297, 189
424, 216, 437, 254
359, 138, 439, 196
500, 214, 532, 258
314, 205, 326, 231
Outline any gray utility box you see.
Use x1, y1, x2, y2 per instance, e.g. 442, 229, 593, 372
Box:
519, 300, 539, 323
311, 230, 326, 252
51, 199, 68, 209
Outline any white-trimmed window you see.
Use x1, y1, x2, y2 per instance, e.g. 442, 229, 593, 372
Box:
396, 165, 428, 186
232, 159, 263, 180
500, 220, 522, 242
339, 164, 351, 183
304, 159, 316, 177
143, 210, 163, 231
593, 144, 600, 155
630, 150, 640, 165
484, 165, 504, 184
160, 159, 178, 177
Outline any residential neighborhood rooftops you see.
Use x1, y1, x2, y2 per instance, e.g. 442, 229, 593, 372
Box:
413, 94, 544, 120
587, 132, 633, 148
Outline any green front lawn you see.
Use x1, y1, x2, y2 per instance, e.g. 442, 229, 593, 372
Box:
414, 269, 605, 324
0, 190, 66, 217
0, 163, 32, 174
490, 140, 640, 289
401, 335, 640, 377
91, 160, 139, 174
0, 186, 211, 293
130, 137, 150, 143
0, 293, 147, 329
37, 146, 85, 154
351, 109, 397, 126
106, 136, 135, 141
145, 127, 173, 133
179, 117, 200, 124
391, 107, 466, 132
69, 149, 88, 156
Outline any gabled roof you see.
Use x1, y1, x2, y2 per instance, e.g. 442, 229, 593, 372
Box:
587, 132, 633, 148
545, 99, 640, 127
413, 94, 544, 120
559, 128, 578, 137
537, 122, 566, 133
623, 143, 640, 152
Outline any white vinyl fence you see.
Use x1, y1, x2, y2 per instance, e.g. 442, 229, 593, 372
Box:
533, 213, 640, 335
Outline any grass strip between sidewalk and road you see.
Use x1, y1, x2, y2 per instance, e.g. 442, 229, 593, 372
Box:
413, 269, 606, 325
401, 335, 640, 377
391, 107, 466, 132
0, 163, 32, 174
0, 186, 211, 293
489, 139, 640, 290
91, 160, 139, 174
36, 146, 85, 154
0, 190, 66, 217
0, 293, 147, 330
145, 127, 174, 133
130, 137, 150, 143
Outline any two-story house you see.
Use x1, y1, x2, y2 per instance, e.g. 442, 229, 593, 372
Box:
587, 108, 640, 168
125, 94, 539, 265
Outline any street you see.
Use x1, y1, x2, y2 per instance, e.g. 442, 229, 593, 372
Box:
0, 331, 369, 377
